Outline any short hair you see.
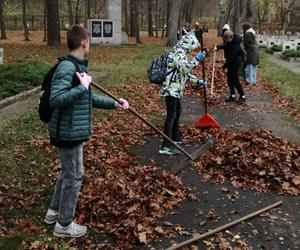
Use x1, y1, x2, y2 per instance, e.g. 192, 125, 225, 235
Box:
223, 30, 234, 40
67, 25, 89, 50
242, 22, 251, 31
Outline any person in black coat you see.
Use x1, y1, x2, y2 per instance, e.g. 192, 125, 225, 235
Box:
215, 30, 246, 104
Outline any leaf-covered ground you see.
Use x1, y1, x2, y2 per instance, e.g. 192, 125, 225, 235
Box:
0, 31, 299, 249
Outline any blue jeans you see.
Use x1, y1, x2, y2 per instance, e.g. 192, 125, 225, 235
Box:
245, 64, 258, 84
50, 143, 84, 226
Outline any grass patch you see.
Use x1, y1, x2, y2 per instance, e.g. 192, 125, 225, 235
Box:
91, 44, 164, 86
260, 52, 300, 110
0, 61, 50, 100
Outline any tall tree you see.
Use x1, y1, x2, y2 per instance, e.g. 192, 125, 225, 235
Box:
148, 0, 154, 36
0, 0, 7, 39
22, 0, 30, 41
75, 0, 81, 24
232, 0, 241, 34
67, 0, 75, 26
130, 0, 136, 36
43, 0, 47, 42
167, 0, 182, 46
124, 0, 129, 34
282, 0, 296, 32
245, 0, 253, 21
155, 0, 159, 37
46, 0, 61, 46
132, 0, 141, 43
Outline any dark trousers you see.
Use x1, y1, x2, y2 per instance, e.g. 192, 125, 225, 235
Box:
227, 68, 245, 97
163, 96, 182, 146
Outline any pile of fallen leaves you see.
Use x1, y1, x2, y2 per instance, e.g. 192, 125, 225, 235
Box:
182, 127, 300, 195
25, 83, 186, 248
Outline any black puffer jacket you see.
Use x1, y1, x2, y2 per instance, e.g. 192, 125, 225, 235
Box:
217, 34, 245, 70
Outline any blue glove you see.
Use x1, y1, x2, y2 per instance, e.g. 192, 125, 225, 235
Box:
195, 51, 206, 61
197, 79, 208, 87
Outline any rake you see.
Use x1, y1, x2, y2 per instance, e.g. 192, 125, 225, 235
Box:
91, 82, 213, 170
194, 32, 219, 129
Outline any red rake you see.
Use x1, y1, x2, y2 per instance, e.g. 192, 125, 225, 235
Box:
194, 32, 219, 129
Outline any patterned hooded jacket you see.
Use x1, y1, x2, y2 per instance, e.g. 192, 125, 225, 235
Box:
159, 32, 200, 99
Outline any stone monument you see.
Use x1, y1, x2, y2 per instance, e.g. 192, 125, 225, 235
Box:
88, 0, 127, 45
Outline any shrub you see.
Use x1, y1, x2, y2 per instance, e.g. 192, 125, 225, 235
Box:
0, 61, 50, 100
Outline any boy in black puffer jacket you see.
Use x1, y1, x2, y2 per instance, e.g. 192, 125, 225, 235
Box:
215, 30, 246, 104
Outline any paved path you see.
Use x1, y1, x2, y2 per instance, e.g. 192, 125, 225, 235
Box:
0, 94, 38, 129
268, 55, 300, 74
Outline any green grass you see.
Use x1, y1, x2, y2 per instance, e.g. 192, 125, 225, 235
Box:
260, 52, 300, 110
91, 44, 165, 86
0, 61, 50, 100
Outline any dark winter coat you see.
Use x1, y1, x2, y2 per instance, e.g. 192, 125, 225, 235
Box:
243, 28, 260, 65
217, 34, 244, 70
48, 54, 116, 143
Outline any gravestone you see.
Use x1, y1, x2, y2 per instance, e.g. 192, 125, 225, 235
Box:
88, 0, 127, 45
282, 41, 297, 51
257, 36, 268, 48
267, 38, 283, 48
0, 48, 3, 65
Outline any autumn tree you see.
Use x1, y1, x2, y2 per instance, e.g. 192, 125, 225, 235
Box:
167, 0, 182, 46
131, 0, 141, 43
0, 0, 7, 39
22, 0, 30, 41
46, 0, 61, 46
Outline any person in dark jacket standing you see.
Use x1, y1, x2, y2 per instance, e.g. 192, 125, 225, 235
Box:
242, 22, 260, 85
44, 25, 129, 238
215, 30, 246, 104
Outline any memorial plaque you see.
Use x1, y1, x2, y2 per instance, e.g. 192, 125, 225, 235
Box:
103, 21, 113, 38
92, 21, 102, 38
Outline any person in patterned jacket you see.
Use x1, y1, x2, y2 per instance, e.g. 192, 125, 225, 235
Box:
159, 31, 207, 156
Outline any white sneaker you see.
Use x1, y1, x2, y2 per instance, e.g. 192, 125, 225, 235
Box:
53, 221, 87, 238
44, 208, 58, 225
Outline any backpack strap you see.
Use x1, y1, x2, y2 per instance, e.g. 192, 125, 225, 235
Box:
54, 55, 84, 142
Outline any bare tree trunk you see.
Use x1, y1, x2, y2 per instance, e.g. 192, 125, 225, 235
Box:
167, 0, 182, 46
130, 0, 136, 36
46, 0, 61, 46
244, 0, 253, 22
282, 0, 296, 32
161, 0, 167, 39
67, 0, 74, 26
148, 0, 154, 36
155, 0, 159, 37
0, 0, 7, 39
43, 0, 47, 41
132, 0, 141, 43
232, 0, 240, 34
22, 0, 30, 41
75, 0, 81, 24
124, 0, 129, 34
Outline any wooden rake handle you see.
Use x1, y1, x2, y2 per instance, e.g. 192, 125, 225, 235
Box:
210, 46, 217, 98
91, 82, 194, 160
166, 200, 283, 250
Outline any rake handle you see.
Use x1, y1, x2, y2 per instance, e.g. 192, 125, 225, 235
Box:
166, 200, 283, 250
91, 82, 194, 160
210, 47, 217, 98
199, 31, 208, 115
